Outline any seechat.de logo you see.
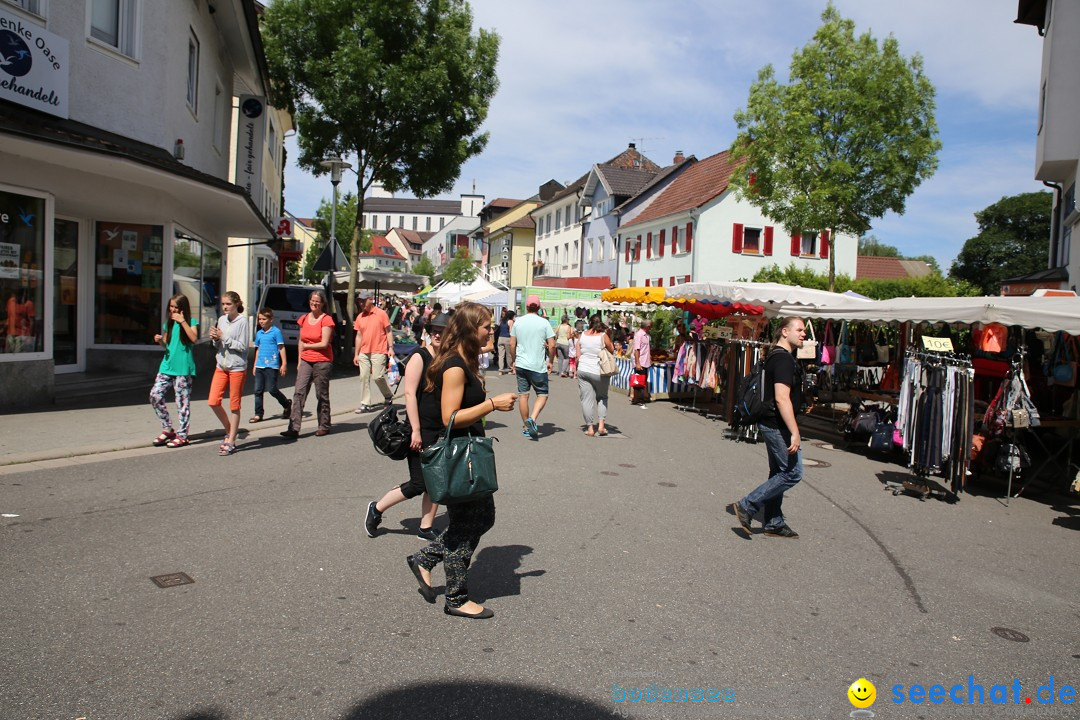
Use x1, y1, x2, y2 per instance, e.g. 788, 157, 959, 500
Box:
0, 30, 33, 77
848, 678, 877, 718
241, 97, 263, 119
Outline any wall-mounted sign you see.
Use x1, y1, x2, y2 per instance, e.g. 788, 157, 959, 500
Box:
275, 216, 293, 238
0, 9, 69, 118
234, 95, 265, 209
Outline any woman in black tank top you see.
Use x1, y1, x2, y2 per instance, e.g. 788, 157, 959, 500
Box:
406, 303, 517, 619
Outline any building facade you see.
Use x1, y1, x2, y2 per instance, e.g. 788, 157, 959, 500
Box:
0, 0, 277, 406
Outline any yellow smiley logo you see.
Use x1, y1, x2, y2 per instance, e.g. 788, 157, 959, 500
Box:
848, 678, 876, 708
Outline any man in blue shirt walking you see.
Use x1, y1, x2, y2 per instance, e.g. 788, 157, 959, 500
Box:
510, 295, 555, 440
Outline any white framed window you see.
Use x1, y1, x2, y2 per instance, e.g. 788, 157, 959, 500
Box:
676, 226, 687, 253
425, 217, 431, 231
555, 208, 562, 232
586, 239, 593, 263
267, 119, 277, 166
742, 227, 761, 254
4, 0, 44, 17
89, 0, 138, 58
651, 232, 660, 256
800, 232, 818, 257
186, 30, 199, 113
597, 236, 604, 262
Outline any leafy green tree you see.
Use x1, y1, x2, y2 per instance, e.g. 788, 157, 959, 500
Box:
263, 0, 500, 319
411, 255, 437, 284
730, 3, 941, 291
442, 247, 479, 283
858, 235, 901, 257
312, 192, 370, 258
752, 263, 978, 299
949, 191, 1053, 295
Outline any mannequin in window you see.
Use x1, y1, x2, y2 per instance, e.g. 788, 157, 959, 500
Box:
5, 288, 35, 353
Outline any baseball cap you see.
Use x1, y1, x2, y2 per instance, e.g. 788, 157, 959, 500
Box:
526, 295, 541, 308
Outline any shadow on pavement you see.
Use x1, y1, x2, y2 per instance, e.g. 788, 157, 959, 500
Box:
341, 680, 624, 720
172, 711, 229, 720
471, 544, 545, 601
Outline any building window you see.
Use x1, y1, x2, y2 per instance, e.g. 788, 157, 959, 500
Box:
572, 240, 579, 265
586, 239, 593, 263
545, 214, 551, 235
90, 0, 138, 57
398, 215, 404, 229
675, 226, 687, 253
93, 222, 164, 345
597, 236, 604, 262
385, 215, 390, 230
1064, 183, 1076, 219
555, 209, 562, 232
4, 0, 43, 17
742, 227, 761, 254
186, 30, 199, 113
439, 217, 445, 229
651, 232, 661, 257
425, 217, 431, 231
267, 120, 277, 167
800, 232, 818, 256
0, 188, 46, 355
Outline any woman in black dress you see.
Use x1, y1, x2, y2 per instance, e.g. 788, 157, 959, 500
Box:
406, 302, 517, 619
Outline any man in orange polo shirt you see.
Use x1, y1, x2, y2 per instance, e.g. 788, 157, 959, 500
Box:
353, 293, 395, 413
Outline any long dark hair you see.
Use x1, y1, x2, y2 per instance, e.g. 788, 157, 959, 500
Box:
588, 313, 605, 332
425, 302, 489, 393
166, 294, 193, 347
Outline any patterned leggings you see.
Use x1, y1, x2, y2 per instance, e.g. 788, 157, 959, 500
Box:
410, 495, 495, 608
150, 373, 193, 439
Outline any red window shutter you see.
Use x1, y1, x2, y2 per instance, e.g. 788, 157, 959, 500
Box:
684, 274, 691, 283
763, 226, 774, 256
731, 223, 743, 253
669, 275, 676, 286
672, 225, 678, 253
625, 237, 631, 262
644, 278, 650, 287
646, 232, 652, 259
820, 231, 830, 259
686, 223, 693, 253
657, 277, 663, 287
635, 234, 642, 261
791, 234, 801, 256
659, 229, 666, 257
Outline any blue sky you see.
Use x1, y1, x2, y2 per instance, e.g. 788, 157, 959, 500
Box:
282, 0, 1046, 271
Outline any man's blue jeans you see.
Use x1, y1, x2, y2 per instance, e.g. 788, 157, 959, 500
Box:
740, 423, 803, 531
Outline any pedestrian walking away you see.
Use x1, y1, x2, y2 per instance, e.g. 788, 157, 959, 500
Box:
149, 293, 199, 448
250, 308, 291, 423
353, 293, 395, 413
207, 291, 250, 456
731, 316, 807, 539
576, 313, 614, 437
509, 295, 555, 440
630, 318, 653, 407
555, 315, 575, 377
281, 289, 335, 439
406, 302, 517, 619
496, 310, 515, 373
365, 313, 449, 541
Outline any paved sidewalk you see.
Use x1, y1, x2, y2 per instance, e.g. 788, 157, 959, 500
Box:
0, 368, 387, 468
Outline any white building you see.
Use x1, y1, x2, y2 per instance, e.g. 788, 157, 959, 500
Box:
0, 0, 278, 405
531, 175, 587, 278
1016, 0, 1079, 292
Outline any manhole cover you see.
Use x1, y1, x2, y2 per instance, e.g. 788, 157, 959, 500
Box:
151, 572, 194, 589
991, 627, 1030, 642
803, 458, 831, 468
812, 442, 837, 451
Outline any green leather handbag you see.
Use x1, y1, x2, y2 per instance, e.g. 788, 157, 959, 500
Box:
421, 410, 499, 504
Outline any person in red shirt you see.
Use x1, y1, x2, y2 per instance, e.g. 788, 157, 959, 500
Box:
353, 293, 395, 413
281, 289, 336, 438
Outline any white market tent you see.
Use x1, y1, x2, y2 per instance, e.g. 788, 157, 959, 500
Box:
429, 277, 505, 305
772, 295, 1080, 335
665, 281, 870, 313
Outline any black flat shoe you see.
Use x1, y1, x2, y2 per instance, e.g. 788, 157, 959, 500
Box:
406, 556, 436, 604
444, 604, 494, 619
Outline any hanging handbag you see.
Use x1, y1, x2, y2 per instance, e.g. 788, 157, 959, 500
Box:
420, 410, 499, 505
597, 344, 617, 377
978, 323, 1008, 354
1051, 332, 1077, 388
1008, 409, 1031, 429
857, 326, 878, 365
869, 422, 895, 452
837, 321, 855, 367
797, 321, 818, 360
820, 321, 836, 365
875, 329, 891, 365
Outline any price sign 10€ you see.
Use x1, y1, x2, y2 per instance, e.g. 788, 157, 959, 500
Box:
921, 336, 955, 352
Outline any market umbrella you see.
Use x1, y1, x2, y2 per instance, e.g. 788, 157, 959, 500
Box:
668, 300, 763, 319
601, 287, 667, 304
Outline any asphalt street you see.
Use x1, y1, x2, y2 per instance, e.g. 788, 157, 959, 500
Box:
1, 371, 1077, 720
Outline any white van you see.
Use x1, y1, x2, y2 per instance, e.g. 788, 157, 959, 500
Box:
256, 284, 348, 359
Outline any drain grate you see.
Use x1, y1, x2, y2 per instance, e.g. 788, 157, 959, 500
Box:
991, 627, 1030, 643
151, 572, 195, 589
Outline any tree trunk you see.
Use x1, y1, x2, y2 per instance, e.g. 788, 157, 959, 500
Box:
348, 179, 365, 322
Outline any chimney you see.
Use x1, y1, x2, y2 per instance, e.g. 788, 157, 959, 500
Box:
628, 142, 636, 149
673, 150, 685, 164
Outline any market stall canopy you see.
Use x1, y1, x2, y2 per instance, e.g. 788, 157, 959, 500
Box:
601, 285, 763, 317
429, 277, 506, 305
473, 290, 509, 307
601, 287, 668, 304
665, 281, 868, 312
329, 269, 427, 294
774, 295, 1080, 335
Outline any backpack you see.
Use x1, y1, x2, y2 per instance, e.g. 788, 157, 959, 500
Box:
735, 348, 786, 425
368, 404, 411, 461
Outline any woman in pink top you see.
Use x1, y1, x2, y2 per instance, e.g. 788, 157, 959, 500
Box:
281, 289, 336, 438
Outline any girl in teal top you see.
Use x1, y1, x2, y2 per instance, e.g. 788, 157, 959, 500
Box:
150, 294, 199, 448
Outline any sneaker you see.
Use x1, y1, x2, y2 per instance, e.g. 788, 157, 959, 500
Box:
764, 524, 799, 539
364, 501, 382, 538
525, 417, 539, 440
522, 427, 531, 438
280, 429, 299, 439
417, 526, 438, 541
730, 502, 753, 536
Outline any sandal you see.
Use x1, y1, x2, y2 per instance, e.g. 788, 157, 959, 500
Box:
152, 431, 176, 447
598, 428, 608, 436
249, 415, 263, 423
165, 436, 189, 448
219, 442, 237, 456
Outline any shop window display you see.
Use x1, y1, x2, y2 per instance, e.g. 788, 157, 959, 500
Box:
0, 189, 45, 355
94, 222, 164, 345
172, 235, 221, 334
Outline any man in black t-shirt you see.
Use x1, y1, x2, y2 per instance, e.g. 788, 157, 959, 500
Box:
731, 317, 807, 539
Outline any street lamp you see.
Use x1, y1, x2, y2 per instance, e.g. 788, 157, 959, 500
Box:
319, 156, 352, 286
626, 236, 639, 287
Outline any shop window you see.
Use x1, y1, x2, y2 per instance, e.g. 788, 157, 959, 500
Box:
94, 222, 163, 345
0, 189, 45, 355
